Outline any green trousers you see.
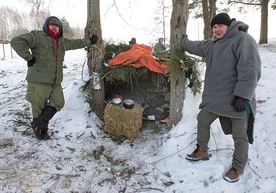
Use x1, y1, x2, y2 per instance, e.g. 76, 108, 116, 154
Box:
197, 109, 248, 171
26, 82, 65, 118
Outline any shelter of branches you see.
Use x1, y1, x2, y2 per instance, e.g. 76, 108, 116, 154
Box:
86, 43, 201, 139
102, 43, 201, 113
102, 43, 172, 122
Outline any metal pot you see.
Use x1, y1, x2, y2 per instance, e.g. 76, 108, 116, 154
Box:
123, 99, 134, 109
112, 98, 122, 105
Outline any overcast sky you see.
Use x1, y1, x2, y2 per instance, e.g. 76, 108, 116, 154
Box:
1, 0, 276, 44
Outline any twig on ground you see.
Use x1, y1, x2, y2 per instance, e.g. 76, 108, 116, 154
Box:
151, 139, 196, 164
210, 126, 218, 151
249, 165, 262, 179
208, 148, 232, 152
132, 187, 164, 192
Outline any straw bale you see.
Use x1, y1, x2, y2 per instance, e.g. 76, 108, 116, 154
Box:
103, 103, 144, 140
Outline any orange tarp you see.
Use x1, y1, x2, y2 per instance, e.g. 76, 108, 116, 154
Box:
108, 44, 167, 74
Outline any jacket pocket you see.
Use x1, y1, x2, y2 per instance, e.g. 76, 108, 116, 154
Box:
36, 41, 55, 59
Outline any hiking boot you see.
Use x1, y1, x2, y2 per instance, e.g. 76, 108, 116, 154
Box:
185, 144, 209, 161
41, 128, 50, 140
31, 122, 42, 140
223, 167, 242, 183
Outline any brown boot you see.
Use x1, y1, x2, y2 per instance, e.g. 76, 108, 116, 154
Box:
223, 167, 242, 183
185, 144, 209, 161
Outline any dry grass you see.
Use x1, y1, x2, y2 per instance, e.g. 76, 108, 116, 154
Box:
103, 103, 144, 140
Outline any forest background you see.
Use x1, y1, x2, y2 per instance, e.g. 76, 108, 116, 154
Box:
1, 0, 276, 46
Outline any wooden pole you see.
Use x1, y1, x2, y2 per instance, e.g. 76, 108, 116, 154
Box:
2, 43, 5, 60
10, 43, 13, 58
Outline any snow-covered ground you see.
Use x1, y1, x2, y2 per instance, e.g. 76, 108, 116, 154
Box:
0, 40, 275, 193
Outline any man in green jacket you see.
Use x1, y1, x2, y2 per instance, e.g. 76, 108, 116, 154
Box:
11, 16, 98, 140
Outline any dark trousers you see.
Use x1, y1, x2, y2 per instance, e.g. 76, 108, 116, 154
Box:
197, 109, 248, 171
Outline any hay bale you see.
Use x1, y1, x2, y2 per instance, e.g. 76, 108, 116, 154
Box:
103, 103, 144, 140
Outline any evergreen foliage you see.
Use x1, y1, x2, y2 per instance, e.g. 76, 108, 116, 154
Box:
102, 44, 168, 93
101, 43, 201, 96
164, 49, 202, 96
104, 43, 132, 61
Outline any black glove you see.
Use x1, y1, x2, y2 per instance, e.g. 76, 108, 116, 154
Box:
27, 56, 35, 67
231, 96, 248, 112
90, 34, 98, 45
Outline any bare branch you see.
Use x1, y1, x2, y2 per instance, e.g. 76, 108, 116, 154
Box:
104, 0, 138, 30
228, 0, 261, 6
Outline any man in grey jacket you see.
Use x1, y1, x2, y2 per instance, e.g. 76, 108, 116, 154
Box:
11, 16, 98, 141
154, 38, 166, 52
181, 13, 261, 182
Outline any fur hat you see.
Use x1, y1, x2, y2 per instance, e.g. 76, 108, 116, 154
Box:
48, 17, 62, 28
210, 13, 231, 28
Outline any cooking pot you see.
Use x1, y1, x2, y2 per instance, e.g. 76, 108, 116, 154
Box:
112, 98, 122, 105
123, 99, 134, 109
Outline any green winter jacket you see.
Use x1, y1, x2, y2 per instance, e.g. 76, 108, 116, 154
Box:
11, 20, 91, 84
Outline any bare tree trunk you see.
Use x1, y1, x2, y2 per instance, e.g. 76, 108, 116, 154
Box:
228, 0, 269, 44
169, 0, 189, 127
259, 0, 269, 44
202, 0, 217, 39
85, 0, 105, 119
2, 43, 5, 59
209, 0, 216, 36
26, 0, 49, 30
10, 43, 13, 58
202, 0, 210, 39
162, 0, 166, 42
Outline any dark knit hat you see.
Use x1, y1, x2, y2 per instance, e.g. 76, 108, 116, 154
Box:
48, 17, 62, 28
210, 13, 231, 28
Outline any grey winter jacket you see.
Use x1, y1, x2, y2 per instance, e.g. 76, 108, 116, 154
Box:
154, 42, 166, 52
180, 20, 261, 118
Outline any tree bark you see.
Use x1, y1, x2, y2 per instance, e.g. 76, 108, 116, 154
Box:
85, 0, 105, 119
202, 0, 217, 39
259, 0, 269, 44
169, 0, 189, 127
228, 0, 269, 44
